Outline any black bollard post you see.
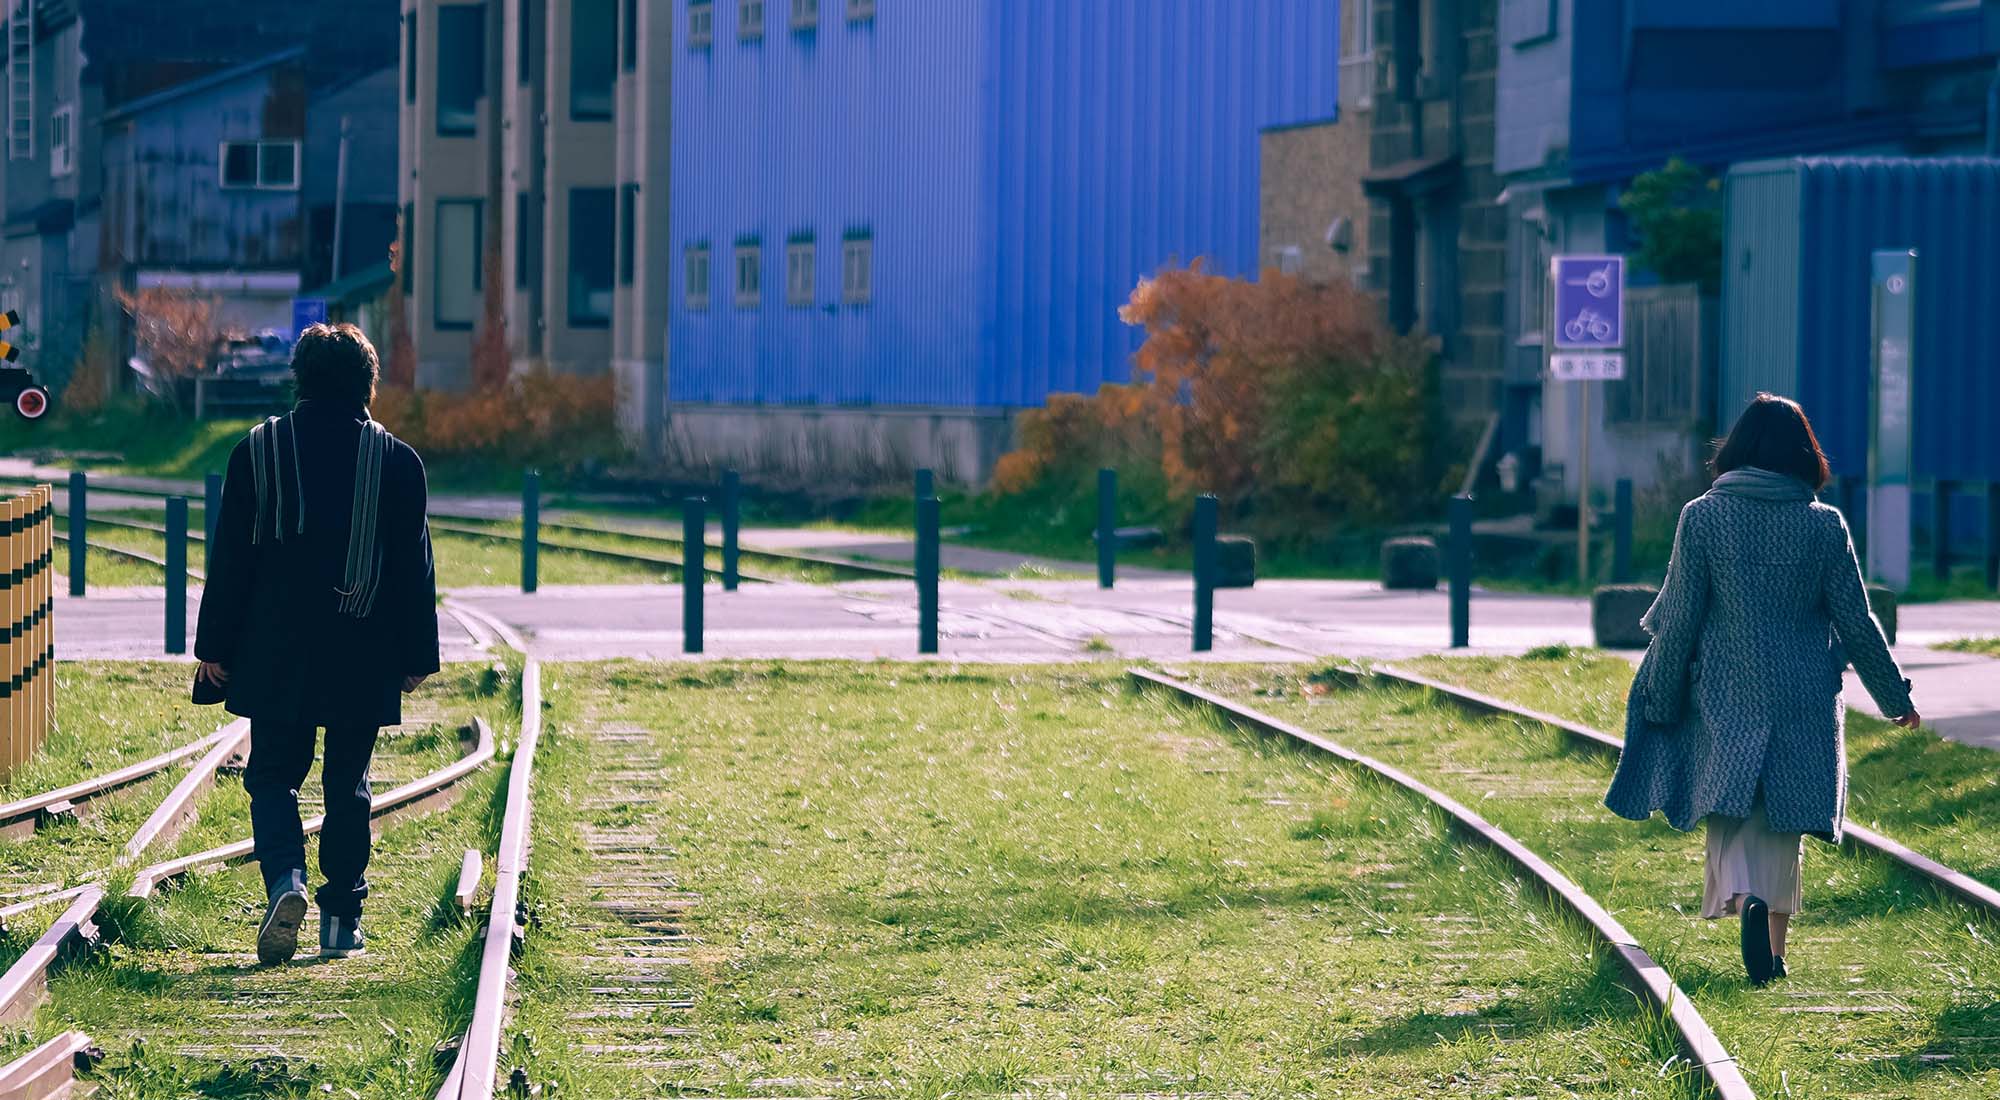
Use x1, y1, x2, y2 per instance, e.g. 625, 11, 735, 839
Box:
204, 471, 222, 548
1933, 479, 1954, 584
67, 471, 85, 597
683, 497, 705, 653
1096, 468, 1117, 589
720, 469, 741, 592
914, 467, 934, 505
1192, 494, 1217, 652
917, 496, 940, 654
1449, 494, 1473, 649
165, 496, 187, 654
1612, 478, 1633, 584
521, 471, 539, 594
1987, 481, 2000, 593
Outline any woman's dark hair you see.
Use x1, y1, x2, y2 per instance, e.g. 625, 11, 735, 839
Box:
1711, 392, 1831, 490
291, 322, 380, 405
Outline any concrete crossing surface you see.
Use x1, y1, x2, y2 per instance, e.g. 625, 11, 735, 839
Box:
45, 572, 2000, 748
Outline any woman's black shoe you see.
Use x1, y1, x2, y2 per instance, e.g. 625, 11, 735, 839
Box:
1772, 954, 1788, 980
1740, 895, 1774, 986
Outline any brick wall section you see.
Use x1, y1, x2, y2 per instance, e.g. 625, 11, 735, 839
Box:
1259, 119, 1371, 286
1365, 0, 1505, 422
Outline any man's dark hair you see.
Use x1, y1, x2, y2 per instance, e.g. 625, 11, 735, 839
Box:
1711, 392, 1831, 490
291, 323, 380, 405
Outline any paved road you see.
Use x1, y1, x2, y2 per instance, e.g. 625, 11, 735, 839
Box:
49, 573, 2000, 748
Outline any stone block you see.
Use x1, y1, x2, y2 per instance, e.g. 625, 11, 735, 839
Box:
1382, 536, 1440, 590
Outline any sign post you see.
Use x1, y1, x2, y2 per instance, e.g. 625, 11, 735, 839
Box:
291, 298, 328, 338
1868, 249, 1916, 591
1550, 255, 1625, 589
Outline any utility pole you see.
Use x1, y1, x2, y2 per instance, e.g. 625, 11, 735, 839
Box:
331, 115, 351, 282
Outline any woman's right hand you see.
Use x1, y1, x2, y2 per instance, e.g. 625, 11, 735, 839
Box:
1893, 710, 1922, 730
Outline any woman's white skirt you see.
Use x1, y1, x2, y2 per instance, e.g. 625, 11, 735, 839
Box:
1702, 800, 1804, 919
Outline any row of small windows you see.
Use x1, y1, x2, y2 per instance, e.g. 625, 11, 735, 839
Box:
688, 0, 873, 48
684, 236, 871, 310
416, 0, 629, 136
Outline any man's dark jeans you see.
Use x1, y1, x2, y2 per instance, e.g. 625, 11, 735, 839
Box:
246, 722, 380, 918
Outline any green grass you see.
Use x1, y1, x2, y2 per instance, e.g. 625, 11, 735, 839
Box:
1396, 650, 2000, 887
1174, 660, 2000, 1098
1937, 637, 2000, 658
505, 661, 1699, 1098
443, 516, 843, 583
9, 661, 508, 1097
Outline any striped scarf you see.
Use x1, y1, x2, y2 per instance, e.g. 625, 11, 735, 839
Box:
246, 414, 393, 618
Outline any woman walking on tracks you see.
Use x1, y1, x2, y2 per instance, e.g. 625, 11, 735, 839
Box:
1606, 393, 1920, 987
195, 323, 440, 966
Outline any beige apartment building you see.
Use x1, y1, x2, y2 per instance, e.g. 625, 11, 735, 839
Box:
399, 0, 669, 449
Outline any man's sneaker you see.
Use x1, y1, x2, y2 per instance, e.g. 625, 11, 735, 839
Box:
320, 913, 367, 959
256, 870, 309, 966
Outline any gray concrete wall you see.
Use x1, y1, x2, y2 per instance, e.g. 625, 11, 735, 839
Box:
660, 405, 1018, 489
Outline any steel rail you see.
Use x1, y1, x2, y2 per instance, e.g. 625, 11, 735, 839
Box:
51, 532, 204, 581
0, 1029, 101, 1095
427, 518, 786, 585
533, 515, 917, 581
1130, 668, 1756, 1100
435, 599, 543, 1100
1369, 663, 2000, 919
0, 720, 245, 840
124, 717, 496, 899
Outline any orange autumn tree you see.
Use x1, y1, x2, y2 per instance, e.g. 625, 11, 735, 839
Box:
993, 261, 1443, 541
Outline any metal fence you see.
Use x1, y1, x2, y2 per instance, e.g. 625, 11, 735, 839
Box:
1606, 285, 1717, 428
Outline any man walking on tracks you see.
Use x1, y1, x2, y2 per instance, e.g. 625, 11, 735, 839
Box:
195, 323, 440, 965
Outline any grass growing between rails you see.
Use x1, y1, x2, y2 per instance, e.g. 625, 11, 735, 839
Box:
11, 660, 512, 1098
507, 661, 1698, 1098
1399, 648, 2000, 888
1937, 637, 2000, 658
1175, 662, 2000, 1098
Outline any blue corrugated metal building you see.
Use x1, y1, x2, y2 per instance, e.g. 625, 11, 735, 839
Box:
1722, 157, 2000, 483
665, 0, 1338, 480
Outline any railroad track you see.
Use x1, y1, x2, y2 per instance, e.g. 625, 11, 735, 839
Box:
1131, 668, 1756, 1100
51, 531, 203, 581
0, 688, 499, 1093
435, 602, 545, 1099
1366, 663, 2000, 920
25, 470, 917, 584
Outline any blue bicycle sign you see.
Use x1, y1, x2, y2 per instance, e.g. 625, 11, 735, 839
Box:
1552, 255, 1623, 350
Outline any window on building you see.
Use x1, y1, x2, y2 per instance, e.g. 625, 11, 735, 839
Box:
734, 241, 761, 307
791, 0, 816, 30
571, 0, 616, 120
618, 183, 638, 286
847, 0, 874, 20
689, 1, 713, 47
1339, 0, 1374, 110
1518, 222, 1550, 340
518, 0, 536, 83
740, 0, 764, 39
219, 141, 301, 190
405, 12, 418, 103
785, 238, 814, 306
622, 0, 639, 70
841, 233, 871, 304
48, 105, 72, 178
515, 192, 536, 290
569, 187, 615, 327
436, 3, 485, 137
401, 203, 414, 292
435, 199, 482, 330
686, 244, 711, 309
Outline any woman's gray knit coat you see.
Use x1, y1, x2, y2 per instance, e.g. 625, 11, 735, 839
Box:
1605, 467, 1914, 843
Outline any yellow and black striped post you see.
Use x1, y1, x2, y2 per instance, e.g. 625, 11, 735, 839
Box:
0, 308, 21, 364
0, 485, 54, 780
